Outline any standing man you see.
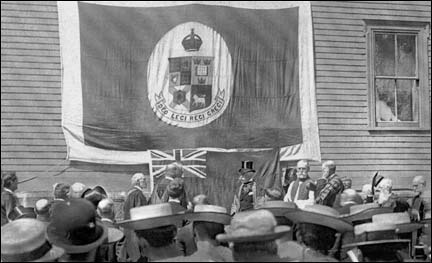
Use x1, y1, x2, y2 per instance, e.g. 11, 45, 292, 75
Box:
120, 173, 148, 262
1, 171, 19, 223
149, 162, 188, 209
315, 160, 345, 207
409, 175, 427, 221
283, 160, 315, 208
231, 160, 257, 215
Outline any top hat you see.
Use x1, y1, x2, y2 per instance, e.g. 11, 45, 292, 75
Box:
46, 199, 107, 254
238, 160, 256, 174
184, 204, 231, 225
1, 218, 65, 262
117, 203, 185, 230
255, 200, 297, 217
342, 222, 410, 249
373, 212, 424, 234
284, 205, 353, 233
216, 209, 291, 243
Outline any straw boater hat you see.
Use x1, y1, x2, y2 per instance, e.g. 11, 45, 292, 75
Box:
117, 203, 185, 230
340, 203, 393, 224
284, 204, 353, 233
46, 199, 108, 254
184, 204, 231, 225
216, 209, 291, 243
255, 200, 297, 217
342, 222, 410, 249
1, 218, 65, 262
373, 212, 424, 234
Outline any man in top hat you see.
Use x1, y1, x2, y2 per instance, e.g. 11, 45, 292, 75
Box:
1, 171, 19, 223
315, 160, 345, 207
121, 173, 148, 262
176, 194, 211, 256
47, 199, 108, 262
118, 203, 185, 261
231, 160, 257, 215
342, 221, 411, 261
284, 204, 354, 261
216, 209, 291, 262
149, 162, 188, 209
2, 218, 65, 262
165, 204, 233, 261
283, 160, 315, 208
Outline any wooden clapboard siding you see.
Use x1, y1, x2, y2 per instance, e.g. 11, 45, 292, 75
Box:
0, 1, 145, 195
0, 1, 430, 200
309, 1, 431, 196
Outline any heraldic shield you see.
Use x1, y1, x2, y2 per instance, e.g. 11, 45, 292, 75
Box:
168, 56, 213, 113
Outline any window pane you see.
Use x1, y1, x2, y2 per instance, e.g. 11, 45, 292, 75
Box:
376, 79, 397, 122
396, 79, 418, 122
397, 35, 416, 76
375, 34, 395, 76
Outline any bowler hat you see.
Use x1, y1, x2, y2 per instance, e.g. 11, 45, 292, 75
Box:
184, 204, 231, 225
238, 160, 255, 174
284, 204, 353, 233
117, 203, 185, 230
1, 218, 64, 262
216, 209, 291, 243
46, 199, 107, 254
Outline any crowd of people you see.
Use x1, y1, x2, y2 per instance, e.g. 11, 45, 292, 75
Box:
1, 160, 430, 262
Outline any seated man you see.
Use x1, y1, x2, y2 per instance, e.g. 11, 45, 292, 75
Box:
375, 178, 399, 209
283, 160, 315, 209
409, 175, 428, 222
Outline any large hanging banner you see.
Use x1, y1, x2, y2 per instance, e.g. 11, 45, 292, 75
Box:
58, 1, 320, 166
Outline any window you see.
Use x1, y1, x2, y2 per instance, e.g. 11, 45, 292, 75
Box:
366, 21, 430, 130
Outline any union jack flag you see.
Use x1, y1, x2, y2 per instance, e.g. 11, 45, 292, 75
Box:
149, 149, 207, 179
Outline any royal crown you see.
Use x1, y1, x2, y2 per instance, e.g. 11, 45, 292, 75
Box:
182, 28, 202, 52
198, 77, 206, 84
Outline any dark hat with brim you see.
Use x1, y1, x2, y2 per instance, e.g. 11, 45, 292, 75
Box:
117, 203, 185, 230
184, 205, 231, 225
256, 201, 297, 217
284, 205, 353, 233
47, 220, 107, 254
238, 160, 255, 174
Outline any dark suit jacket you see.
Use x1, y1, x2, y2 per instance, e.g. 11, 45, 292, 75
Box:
176, 222, 197, 256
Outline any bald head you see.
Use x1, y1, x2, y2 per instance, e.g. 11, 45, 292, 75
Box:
322, 160, 336, 179
413, 175, 426, 195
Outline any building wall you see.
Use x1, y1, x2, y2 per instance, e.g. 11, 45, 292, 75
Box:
1, 1, 431, 202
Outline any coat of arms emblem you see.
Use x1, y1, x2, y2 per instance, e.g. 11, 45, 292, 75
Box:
148, 22, 232, 128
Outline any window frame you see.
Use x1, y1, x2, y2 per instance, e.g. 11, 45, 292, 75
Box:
365, 20, 430, 131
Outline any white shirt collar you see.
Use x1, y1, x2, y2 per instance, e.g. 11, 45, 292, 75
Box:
168, 197, 180, 203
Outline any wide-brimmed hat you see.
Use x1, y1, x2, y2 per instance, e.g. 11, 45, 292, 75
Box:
216, 209, 291, 243
106, 228, 124, 244
184, 204, 231, 225
238, 160, 256, 174
46, 199, 107, 254
117, 203, 185, 230
284, 204, 353, 233
340, 203, 393, 224
1, 218, 65, 262
256, 200, 297, 217
342, 222, 410, 249
373, 212, 424, 234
